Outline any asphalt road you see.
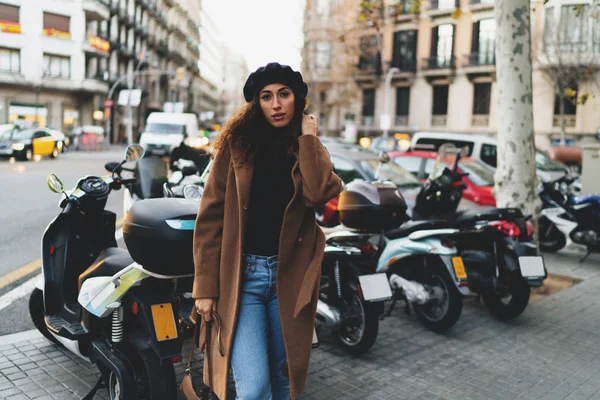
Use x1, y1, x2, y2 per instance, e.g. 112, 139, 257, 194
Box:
0, 146, 130, 335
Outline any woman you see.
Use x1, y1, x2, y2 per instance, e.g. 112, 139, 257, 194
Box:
192, 62, 343, 400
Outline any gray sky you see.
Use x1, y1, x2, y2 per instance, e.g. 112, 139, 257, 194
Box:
204, 0, 305, 72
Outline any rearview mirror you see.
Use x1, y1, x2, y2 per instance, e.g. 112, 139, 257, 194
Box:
47, 174, 64, 194
125, 144, 144, 162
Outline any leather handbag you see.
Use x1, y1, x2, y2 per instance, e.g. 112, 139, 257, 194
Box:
181, 311, 225, 400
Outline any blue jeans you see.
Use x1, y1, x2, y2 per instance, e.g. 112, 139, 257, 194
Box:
231, 254, 290, 400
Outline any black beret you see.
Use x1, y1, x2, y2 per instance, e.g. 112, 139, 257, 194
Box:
243, 62, 308, 102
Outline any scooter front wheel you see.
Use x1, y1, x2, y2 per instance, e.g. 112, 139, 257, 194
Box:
28, 289, 62, 346
539, 216, 567, 253
413, 263, 463, 333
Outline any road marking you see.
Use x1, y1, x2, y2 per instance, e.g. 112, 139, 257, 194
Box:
0, 275, 38, 312
0, 223, 126, 315
0, 218, 125, 290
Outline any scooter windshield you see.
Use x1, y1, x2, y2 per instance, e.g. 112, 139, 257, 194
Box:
430, 143, 464, 181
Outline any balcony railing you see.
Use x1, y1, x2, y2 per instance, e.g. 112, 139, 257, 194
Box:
395, 116, 409, 126
472, 114, 490, 126
422, 55, 455, 70
431, 115, 447, 126
464, 52, 495, 66
390, 58, 417, 72
362, 116, 375, 127
553, 115, 576, 128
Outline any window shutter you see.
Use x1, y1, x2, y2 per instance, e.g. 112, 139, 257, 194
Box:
0, 3, 19, 23
430, 27, 438, 57
471, 21, 480, 54
43, 12, 70, 33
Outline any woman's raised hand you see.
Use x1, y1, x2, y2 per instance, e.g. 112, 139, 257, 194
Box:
301, 114, 318, 136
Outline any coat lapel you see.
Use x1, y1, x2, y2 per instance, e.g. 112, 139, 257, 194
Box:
228, 140, 254, 215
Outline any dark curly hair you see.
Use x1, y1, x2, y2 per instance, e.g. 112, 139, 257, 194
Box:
212, 96, 308, 164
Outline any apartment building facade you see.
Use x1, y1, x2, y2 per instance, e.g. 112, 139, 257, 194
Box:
0, 0, 202, 143
303, 0, 600, 144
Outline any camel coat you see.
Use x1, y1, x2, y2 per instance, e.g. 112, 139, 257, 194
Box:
192, 134, 343, 400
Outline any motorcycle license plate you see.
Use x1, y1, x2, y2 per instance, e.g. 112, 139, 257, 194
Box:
452, 257, 467, 280
358, 273, 393, 302
151, 303, 178, 341
519, 256, 546, 279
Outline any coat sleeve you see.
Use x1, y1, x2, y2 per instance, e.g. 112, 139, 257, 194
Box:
297, 135, 344, 207
192, 145, 231, 299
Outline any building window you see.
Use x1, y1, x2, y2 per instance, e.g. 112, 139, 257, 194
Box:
395, 87, 410, 126
553, 84, 577, 127
310, 41, 332, 74
0, 3, 20, 33
392, 30, 417, 71
429, 24, 454, 69
431, 0, 459, 10
473, 83, 491, 126
470, 19, 495, 65
362, 88, 375, 126
43, 12, 71, 39
43, 54, 71, 78
473, 83, 491, 115
359, 35, 381, 75
559, 4, 588, 51
432, 85, 449, 126
0, 48, 20, 73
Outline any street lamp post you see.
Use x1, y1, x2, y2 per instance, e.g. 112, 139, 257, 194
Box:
381, 67, 400, 138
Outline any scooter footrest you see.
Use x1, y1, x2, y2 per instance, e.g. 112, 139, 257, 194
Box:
45, 315, 89, 340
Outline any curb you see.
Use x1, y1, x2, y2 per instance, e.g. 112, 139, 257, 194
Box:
0, 329, 41, 346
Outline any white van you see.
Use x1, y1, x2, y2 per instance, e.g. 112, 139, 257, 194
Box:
139, 112, 207, 156
410, 132, 568, 182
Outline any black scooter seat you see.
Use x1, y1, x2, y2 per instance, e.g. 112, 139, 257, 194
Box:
454, 207, 524, 227
78, 248, 134, 290
386, 220, 450, 240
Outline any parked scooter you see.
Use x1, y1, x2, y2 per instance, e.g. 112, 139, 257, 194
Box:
538, 174, 600, 261
329, 154, 468, 333
29, 145, 199, 399
412, 145, 546, 320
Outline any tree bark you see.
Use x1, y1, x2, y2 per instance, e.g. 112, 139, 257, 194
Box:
493, 0, 541, 235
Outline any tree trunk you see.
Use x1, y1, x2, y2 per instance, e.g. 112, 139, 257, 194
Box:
493, 0, 541, 238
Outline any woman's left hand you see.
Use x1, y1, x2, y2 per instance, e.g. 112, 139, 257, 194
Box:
301, 114, 318, 136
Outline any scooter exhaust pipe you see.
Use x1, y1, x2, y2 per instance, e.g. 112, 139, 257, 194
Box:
316, 300, 341, 329
389, 274, 430, 304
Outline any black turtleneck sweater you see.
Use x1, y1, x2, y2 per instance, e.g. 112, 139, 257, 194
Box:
244, 152, 296, 256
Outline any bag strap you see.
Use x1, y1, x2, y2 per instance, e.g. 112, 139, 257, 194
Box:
185, 311, 225, 376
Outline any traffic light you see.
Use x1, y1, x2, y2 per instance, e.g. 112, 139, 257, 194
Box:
176, 67, 184, 81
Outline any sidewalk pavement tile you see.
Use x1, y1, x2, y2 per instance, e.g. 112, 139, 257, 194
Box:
0, 251, 599, 399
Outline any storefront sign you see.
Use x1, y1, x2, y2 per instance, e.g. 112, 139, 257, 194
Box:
43, 28, 71, 39
89, 35, 110, 53
0, 20, 20, 34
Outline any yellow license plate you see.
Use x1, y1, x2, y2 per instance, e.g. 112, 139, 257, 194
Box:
452, 257, 467, 280
151, 303, 178, 342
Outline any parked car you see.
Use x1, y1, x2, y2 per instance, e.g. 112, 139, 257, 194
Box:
369, 136, 411, 153
391, 150, 497, 206
0, 127, 60, 161
316, 145, 422, 226
410, 132, 569, 182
